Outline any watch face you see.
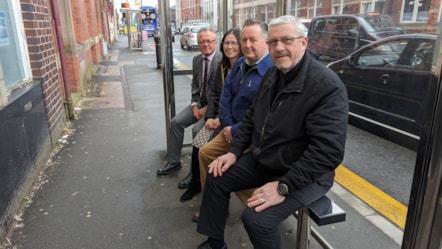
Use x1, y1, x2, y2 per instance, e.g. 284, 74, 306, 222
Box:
278, 183, 289, 196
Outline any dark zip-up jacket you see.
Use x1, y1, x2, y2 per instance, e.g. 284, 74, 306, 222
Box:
230, 52, 348, 202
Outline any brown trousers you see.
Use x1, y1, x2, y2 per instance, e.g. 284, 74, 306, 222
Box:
198, 132, 255, 205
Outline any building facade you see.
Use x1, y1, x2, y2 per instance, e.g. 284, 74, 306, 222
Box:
0, 0, 115, 241
177, 0, 440, 34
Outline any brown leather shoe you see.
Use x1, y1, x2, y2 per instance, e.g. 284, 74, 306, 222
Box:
192, 210, 200, 222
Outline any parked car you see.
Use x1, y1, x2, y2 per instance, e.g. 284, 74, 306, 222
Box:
179, 25, 190, 34
180, 26, 204, 50
308, 13, 406, 63
328, 34, 436, 149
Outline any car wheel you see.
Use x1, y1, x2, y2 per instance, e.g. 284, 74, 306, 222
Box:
180, 42, 184, 49
187, 42, 191, 51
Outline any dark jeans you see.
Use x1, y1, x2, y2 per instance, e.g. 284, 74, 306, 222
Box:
196, 152, 329, 249
189, 146, 200, 189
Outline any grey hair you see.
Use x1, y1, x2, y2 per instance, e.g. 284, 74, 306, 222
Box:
198, 26, 217, 38
269, 15, 308, 37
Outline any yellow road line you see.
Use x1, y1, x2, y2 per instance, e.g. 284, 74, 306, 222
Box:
173, 58, 191, 70
335, 165, 407, 229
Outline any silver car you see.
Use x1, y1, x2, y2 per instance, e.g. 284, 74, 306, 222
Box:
180, 26, 204, 50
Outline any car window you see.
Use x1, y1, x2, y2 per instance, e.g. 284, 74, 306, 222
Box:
191, 27, 201, 33
355, 38, 434, 71
309, 16, 364, 61
356, 40, 407, 67
363, 15, 398, 31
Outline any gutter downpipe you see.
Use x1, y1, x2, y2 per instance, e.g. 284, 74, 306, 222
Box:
100, 0, 109, 44
51, 0, 75, 120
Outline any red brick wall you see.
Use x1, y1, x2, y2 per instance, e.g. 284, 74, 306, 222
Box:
72, 1, 89, 41
67, 1, 105, 92
20, 0, 66, 137
180, 0, 202, 23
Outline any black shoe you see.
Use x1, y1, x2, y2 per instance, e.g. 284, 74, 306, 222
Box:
178, 172, 192, 189
157, 162, 182, 176
197, 240, 227, 249
180, 186, 201, 202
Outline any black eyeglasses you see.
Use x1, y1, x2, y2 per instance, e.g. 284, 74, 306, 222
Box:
223, 41, 238, 46
267, 36, 304, 47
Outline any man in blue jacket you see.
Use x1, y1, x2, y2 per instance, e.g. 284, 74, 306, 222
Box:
196, 15, 348, 249
195, 19, 274, 215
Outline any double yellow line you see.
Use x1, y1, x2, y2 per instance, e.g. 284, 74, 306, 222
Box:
335, 165, 407, 229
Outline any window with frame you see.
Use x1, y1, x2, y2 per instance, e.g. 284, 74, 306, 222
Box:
288, 0, 302, 18
288, 0, 321, 19
361, 0, 385, 13
308, 0, 322, 18
0, 0, 31, 107
261, 5, 268, 23
332, 0, 352, 14
402, 0, 430, 22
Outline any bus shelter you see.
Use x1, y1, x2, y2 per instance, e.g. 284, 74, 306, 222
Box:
121, 8, 146, 51
158, 0, 442, 247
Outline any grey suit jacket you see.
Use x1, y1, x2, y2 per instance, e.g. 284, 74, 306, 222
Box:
191, 50, 222, 106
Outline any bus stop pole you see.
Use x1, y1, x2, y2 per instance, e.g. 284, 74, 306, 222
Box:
158, 0, 175, 154
218, 1, 228, 35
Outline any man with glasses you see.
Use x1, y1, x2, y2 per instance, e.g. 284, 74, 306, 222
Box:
157, 28, 222, 182
196, 16, 348, 249
194, 19, 274, 223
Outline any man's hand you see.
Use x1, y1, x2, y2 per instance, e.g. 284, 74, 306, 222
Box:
223, 126, 233, 143
208, 152, 237, 177
192, 105, 200, 119
192, 105, 207, 120
198, 105, 208, 119
247, 181, 285, 212
205, 118, 221, 130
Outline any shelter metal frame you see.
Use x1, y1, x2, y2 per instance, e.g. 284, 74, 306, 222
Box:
158, 1, 442, 248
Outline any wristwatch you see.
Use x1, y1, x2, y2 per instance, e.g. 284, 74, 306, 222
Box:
277, 182, 290, 196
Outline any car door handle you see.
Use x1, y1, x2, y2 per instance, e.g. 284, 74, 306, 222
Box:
380, 74, 390, 84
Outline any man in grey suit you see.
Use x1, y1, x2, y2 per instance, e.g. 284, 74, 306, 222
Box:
157, 27, 222, 182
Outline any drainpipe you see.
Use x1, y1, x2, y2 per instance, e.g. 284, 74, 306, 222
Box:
50, 0, 75, 120
100, 0, 109, 44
